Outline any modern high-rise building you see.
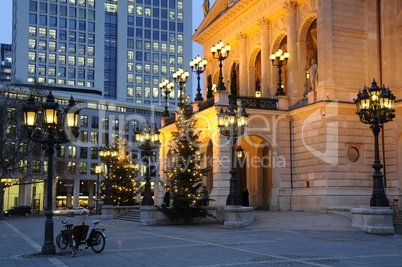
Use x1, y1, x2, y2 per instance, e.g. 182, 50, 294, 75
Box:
0, 44, 12, 83
12, 0, 193, 105
4, 0, 194, 212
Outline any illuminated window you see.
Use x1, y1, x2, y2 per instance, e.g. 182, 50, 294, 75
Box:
88, 46, 94, 56
127, 86, 134, 97
136, 75, 142, 84
39, 53, 46, 63
29, 26, 37, 37
28, 52, 36, 62
161, 43, 167, 52
136, 63, 142, 72
145, 8, 151, 16
78, 57, 85, 67
68, 146, 77, 158
161, 65, 167, 75
169, 11, 175, 20
49, 54, 56, 64
152, 65, 159, 73
49, 29, 57, 39
68, 56, 76, 66
29, 39, 36, 49
48, 66, 56, 76
136, 6, 143, 15
49, 41, 56, 51
128, 4, 134, 14
177, 45, 183, 54
38, 65, 46, 76
135, 86, 142, 97
87, 58, 94, 67
127, 62, 134, 71
127, 73, 134, 83
28, 64, 36, 74
169, 44, 175, 53
177, 12, 183, 21
144, 64, 150, 73
127, 51, 134, 60
177, 1, 183, 10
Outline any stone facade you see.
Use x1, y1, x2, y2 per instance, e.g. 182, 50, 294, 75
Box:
157, 0, 402, 212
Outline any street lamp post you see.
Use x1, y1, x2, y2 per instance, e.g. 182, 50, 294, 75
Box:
159, 79, 174, 117
190, 55, 208, 102
354, 80, 395, 207
172, 68, 189, 107
99, 145, 118, 206
270, 49, 289, 96
217, 99, 248, 206
23, 92, 80, 255
135, 124, 160, 205
211, 41, 231, 92
95, 165, 102, 214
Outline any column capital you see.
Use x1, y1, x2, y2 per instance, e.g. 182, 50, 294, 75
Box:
284, 0, 297, 14
258, 18, 270, 31
236, 32, 247, 43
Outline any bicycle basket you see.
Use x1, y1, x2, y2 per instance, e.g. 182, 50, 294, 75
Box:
73, 225, 89, 241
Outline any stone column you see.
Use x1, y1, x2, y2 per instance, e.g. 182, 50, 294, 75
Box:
210, 132, 232, 207
73, 178, 80, 207
297, 41, 309, 98
24, 178, 32, 207
237, 33, 248, 95
248, 67, 256, 97
316, 0, 336, 100
259, 18, 271, 97
88, 180, 94, 209
284, 0, 298, 105
52, 177, 57, 210
366, 0, 381, 83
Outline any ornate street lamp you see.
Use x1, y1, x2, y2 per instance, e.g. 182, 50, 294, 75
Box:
23, 92, 80, 255
95, 165, 102, 214
211, 40, 231, 92
159, 79, 174, 117
270, 49, 289, 96
217, 99, 248, 206
190, 55, 208, 102
99, 145, 118, 206
135, 124, 160, 205
172, 68, 189, 107
354, 80, 395, 207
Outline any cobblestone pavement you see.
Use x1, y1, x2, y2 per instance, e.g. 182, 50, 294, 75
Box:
1, 211, 401, 267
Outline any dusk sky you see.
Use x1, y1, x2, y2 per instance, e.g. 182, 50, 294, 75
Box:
0, 0, 217, 58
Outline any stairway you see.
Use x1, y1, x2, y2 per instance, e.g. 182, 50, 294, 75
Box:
394, 212, 402, 234
116, 209, 141, 223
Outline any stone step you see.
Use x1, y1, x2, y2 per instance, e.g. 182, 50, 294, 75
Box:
116, 209, 141, 222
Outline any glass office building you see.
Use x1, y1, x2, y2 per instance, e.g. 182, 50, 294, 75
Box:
12, 0, 193, 106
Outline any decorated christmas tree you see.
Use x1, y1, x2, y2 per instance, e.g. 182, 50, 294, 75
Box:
160, 96, 212, 222
101, 137, 139, 206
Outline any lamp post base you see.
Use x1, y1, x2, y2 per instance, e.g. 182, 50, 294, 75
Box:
351, 207, 394, 236
41, 209, 55, 255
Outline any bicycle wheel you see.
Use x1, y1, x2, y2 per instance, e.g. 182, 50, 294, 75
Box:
56, 233, 68, 252
90, 232, 105, 253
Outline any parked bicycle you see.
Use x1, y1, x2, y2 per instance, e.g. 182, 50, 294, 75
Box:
56, 213, 106, 256
56, 214, 77, 256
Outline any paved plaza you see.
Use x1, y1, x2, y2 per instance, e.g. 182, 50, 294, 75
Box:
0, 211, 401, 266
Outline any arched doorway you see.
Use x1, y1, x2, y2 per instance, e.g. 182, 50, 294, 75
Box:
241, 136, 272, 209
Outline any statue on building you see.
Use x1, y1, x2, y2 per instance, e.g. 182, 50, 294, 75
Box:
202, 0, 210, 16
309, 58, 318, 91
